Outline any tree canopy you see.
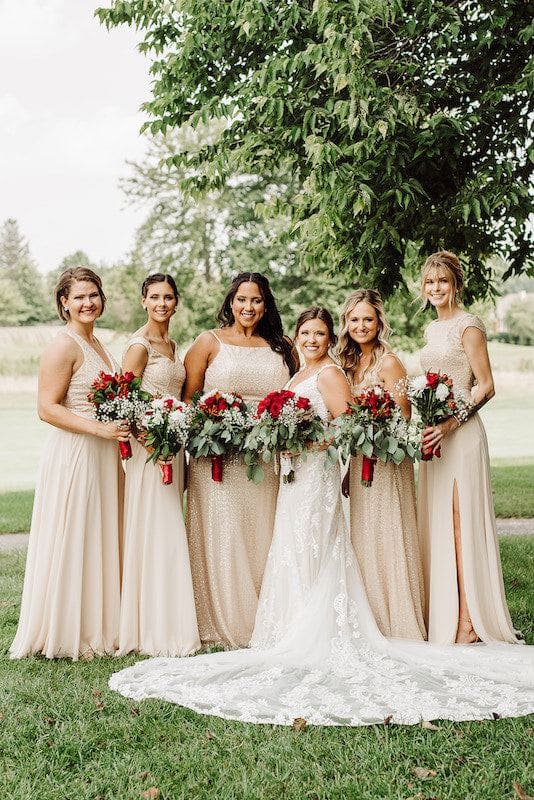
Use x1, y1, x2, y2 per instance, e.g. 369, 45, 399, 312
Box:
97, 0, 533, 300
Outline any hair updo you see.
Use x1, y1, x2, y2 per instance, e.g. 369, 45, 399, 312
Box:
141, 273, 180, 302
294, 307, 338, 346
55, 267, 106, 322
420, 251, 464, 307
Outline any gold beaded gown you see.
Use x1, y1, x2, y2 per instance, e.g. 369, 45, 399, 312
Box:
10, 328, 122, 660
186, 331, 290, 648
117, 335, 200, 657
349, 354, 426, 640
418, 312, 519, 644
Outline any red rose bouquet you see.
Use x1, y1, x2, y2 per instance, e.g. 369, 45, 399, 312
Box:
88, 371, 150, 460
330, 385, 419, 486
187, 390, 252, 482
140, 396, 192, 485
244, 389, 326, 484
402, 371, 468, 460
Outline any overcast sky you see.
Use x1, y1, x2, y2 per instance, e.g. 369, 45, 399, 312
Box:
0, 0, 152, 272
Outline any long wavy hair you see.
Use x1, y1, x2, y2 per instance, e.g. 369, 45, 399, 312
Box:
217, 272, 297, 376
337, 289, 391, 385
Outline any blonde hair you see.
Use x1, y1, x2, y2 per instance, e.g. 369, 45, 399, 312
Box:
337, 289, 391, 385
55, 267, 106, 322
420, 250, 464, 308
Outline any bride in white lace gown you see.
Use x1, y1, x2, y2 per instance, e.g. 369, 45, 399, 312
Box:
110, 308, 534, 726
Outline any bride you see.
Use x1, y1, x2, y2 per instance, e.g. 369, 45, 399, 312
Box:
110, 307, 534, 726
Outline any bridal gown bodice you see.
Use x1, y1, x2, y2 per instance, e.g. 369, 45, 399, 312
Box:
110, 367, 534, 726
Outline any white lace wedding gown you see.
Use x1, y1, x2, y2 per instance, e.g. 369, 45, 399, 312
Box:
109, 368, 534, 726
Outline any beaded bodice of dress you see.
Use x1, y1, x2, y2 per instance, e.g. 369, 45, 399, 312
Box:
204, 333, 290, 402
420, 312, 486, 396
127, 336, 185, 398
287, 365, 343, 423
62, 328, 117, 419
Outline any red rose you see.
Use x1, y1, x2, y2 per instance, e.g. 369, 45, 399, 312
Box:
426, 372, 440, 390
296, 396, 309, 410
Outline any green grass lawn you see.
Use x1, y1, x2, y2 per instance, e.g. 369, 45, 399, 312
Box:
0, 538, 532, 800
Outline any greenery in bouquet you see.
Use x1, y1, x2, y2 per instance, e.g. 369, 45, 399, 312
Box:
187, 390, 252, 481
244, 390, 326, 484
87, 370, 151, 460
141, 396, 192, 485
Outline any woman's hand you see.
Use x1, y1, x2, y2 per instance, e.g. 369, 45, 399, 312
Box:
99, 420, 131, 442
422, 416, 459, 450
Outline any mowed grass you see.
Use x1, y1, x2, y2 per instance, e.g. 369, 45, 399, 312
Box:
1, 538, 533, 800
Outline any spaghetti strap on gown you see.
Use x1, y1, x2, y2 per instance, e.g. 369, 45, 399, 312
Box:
418, 312, 520, 644
117, 335, 200, 657
109, 366, 534, 727
10, 328, 122, 660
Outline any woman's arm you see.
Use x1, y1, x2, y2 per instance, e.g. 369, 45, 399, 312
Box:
317, 366, 353, 419
123, 342, 149, 378
379, 353, 411, 419
182, 332, 217, 402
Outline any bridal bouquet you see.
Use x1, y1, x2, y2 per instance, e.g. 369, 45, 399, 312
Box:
401, 371, 468, 460
88, 371, 150, 460
187, 390, 252, 482
331, 385, 419, 486
244, 390, 326, 484
140, 397, 192, 485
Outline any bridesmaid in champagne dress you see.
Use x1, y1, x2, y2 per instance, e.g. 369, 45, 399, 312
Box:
418, 251, 520, 645
183, 272, 297, 648
117, 274, 200, 657
338, 289, 426, 640
10, 267, 127, 660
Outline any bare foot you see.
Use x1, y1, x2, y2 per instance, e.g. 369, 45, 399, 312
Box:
455, 618, 480, 644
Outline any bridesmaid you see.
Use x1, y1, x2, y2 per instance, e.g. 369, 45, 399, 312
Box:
418, 251, 520, 645
117, 274, 200, 657
10, 267, 127, 660
183, 272, 297, 648
338, 289, 426, 640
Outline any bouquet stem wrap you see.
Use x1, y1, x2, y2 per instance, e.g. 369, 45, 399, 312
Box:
118, 440, 132, 460
161, 463, 173, 485
280, 454, 295, 484
211, 454, 223, 482
361, 455, 377, 487
421, 443, 441, 461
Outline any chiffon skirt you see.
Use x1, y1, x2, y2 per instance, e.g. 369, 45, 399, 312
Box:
117, 439, 200, 657
10, 428, 122, 660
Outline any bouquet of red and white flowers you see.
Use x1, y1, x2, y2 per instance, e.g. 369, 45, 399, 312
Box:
330, 385, 419, 486
187, 390, 252, 482
88, 371, 150, 460
244, 389, 326, 484
401, 371, 468, 460
140, 396, 192, 485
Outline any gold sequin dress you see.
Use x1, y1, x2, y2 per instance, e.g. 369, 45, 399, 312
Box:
10, 328, 122, 660
118, 335, 200, 657
186, 332, 290, 648
418, 312, 520, 644
349, 354, 426, 640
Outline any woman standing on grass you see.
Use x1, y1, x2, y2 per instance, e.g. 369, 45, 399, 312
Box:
183, 272, 297, 649
117, 274, 200, 657
418, 251, 520, 645
338, 289, 426, 641
10, 267, 127, 660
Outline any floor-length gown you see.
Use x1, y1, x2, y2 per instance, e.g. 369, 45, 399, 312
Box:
117, 335, 200, 657
349, 354, 426, 640
10, 328, 122, 660
418, 312, 520, 644
186, 332, 290, 648
109, 367, 534, 726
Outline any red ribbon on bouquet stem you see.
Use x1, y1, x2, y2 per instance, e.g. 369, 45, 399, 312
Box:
421, 443, 442, 461
361, 455, 377, 487
118, 441, 132, 460
211, 454, 223, 482
161, 463, 173, 485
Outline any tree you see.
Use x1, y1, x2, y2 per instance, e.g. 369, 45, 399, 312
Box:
0, 218, 50, 324
505, 296, 534, 345
98, 1, 533, 300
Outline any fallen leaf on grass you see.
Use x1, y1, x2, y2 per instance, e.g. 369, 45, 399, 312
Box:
43, 716, 56, 726
292, 717, 307, 731
526, 728, 533, 736
412, 767, 438, 780
492, 712, 501, 720
514, 782, 533, 800
0, 712, 3, 722
383, 715, 393, 726
141, 789, 159, 800
421, 721, 439, 731
137, 771, 150, 781
130, 707, 140, 717
91, 690, 104, 712
205, 729, 216, 740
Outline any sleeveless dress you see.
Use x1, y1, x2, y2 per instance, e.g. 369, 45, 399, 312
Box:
109, 365, 534, 727
117, 335, 200, 657
418, 312, 520, 644
10, 328, 122, 660
349, 354, 426, 640
186, 332, 290, 647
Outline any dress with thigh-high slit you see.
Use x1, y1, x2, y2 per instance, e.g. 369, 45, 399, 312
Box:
418, 312, 519, 644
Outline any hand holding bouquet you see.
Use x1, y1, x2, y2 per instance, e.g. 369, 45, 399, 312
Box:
244, 390, 326, 484
331, 385, 419, 487
141, 396, 192, 484
88, 371, 150, 460
187, 390, 251, 482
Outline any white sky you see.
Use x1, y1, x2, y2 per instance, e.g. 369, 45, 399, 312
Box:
0, 0, 152, 272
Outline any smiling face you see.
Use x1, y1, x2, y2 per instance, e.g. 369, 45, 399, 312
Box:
296, 317, 331, 363
230, 281, 265, 330
61, 280, 103, 323
346, 300, 379, 347
142, 280, 177, 324
423, 268, 455, 310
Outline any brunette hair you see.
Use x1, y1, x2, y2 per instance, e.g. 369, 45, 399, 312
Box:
217, 272, 297, 375
420, 250, 464, 308
141, 273, 180, 302
337, 289, 391, 384
55, 267, 106, 322
295, 307, 338, 346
